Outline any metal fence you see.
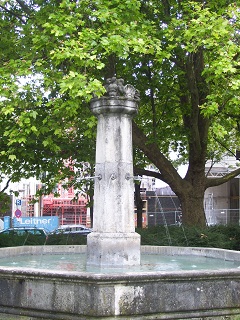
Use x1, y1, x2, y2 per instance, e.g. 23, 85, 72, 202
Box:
206, 209, 240, 226
148, 211, 182, 227
148, 209, 240, 227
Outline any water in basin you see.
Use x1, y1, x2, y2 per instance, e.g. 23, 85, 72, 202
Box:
0, 253, 239, 273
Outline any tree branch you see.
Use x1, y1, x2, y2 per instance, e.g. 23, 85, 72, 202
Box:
15, 0, 32, 16
132, 121, 184, 189
133, 167, 163, 180
205, 167, 240, 188
0, 178, 11, 193
0, 4, 25, 23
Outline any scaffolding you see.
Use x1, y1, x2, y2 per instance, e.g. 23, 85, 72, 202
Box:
42, 197, 88, 226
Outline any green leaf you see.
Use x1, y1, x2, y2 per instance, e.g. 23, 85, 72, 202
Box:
8, 155, 16, 161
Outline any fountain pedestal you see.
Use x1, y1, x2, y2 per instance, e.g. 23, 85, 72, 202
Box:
87, 80, 140, 267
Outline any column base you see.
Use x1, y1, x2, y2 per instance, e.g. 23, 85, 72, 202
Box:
86, 232, 141, 267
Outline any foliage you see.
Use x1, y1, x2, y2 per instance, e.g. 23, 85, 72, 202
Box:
46, 233, 87, 245
0, 233, 87, 247
0, 233, 47, 247
137, 225, 240, 250
0, 0, 240, 225
1, 225, 240, 250
0, 192, 11, 215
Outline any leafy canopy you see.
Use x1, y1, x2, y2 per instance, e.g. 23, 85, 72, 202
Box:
0, 1, 239, 211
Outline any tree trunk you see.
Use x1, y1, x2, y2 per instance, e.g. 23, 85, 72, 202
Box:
173, 165, 207, 227
178, 189, 206, 227
89, 195, 94, 228
134, 183, 143, 229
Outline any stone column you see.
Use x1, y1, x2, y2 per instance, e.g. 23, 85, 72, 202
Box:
87, 78, 141, 267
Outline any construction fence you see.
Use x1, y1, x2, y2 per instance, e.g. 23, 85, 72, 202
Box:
206, 209, 240, 226
147, 209, 240, 227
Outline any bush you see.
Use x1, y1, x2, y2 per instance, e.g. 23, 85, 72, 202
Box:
46, 233, 87, 245
0, 233, 87, 247
0, 234, 47, 247
136, 225, 240, 250
0, 225, 240, 250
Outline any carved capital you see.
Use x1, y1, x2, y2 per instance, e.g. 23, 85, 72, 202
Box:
104, 77, 140, 101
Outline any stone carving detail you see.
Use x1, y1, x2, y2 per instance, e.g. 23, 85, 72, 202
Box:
104, 77, 140, 100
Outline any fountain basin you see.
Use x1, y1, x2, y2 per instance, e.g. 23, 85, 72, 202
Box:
0, 245, 240, 319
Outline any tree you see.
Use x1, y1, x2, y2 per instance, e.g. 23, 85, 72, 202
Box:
0, 0, 239, 226
0, 0, 97, 193
130, 1, 240, 226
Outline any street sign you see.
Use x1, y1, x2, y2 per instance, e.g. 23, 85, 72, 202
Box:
16, 199, 22, 206
15, 209, 22, 218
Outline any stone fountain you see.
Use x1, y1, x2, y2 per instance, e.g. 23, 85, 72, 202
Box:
87, 77, 140, 268
0, 78, 240, 319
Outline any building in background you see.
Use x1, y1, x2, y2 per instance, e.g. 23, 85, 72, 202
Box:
204, 155, 240, 225
138, 155, 240, 227
0, 177, 90, 227
42, 182, 89, 226
1, 155, 239, 228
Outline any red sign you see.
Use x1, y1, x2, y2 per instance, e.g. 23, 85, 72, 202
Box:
15, 209, 22, 218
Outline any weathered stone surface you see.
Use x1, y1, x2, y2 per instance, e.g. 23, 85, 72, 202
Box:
87, 232, 140, 266
87, 81, 141, 267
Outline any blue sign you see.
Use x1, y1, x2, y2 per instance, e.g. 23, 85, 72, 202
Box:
13, 216, 59, 233
4, 216, 10, 230
16, 199, 22, 206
